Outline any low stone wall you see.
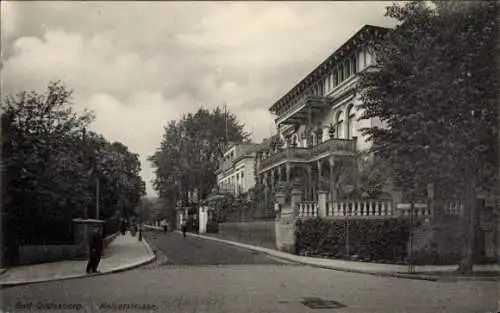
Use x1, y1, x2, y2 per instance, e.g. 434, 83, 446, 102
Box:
18, 245, 81, 266
218, 222, 276, 249
17, 231, 119, 265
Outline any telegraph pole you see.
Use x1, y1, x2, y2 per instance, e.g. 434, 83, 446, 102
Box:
224, 103, 228, 144
96, 177, 100, 220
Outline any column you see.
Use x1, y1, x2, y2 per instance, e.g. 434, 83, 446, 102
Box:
307, 165, 312, 201
290, 188, 303, 216
317, 160, 322, 197
270, 169, 276, 191
329, 156, 337, 202
318, 190, 328, 217
263, 172, 269, 216
307, 107, 312, 147
286, 163, 291, 182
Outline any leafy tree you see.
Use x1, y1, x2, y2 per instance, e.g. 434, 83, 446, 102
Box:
149, 106, 249, 212
357, 1, 499, 273
1, 81, 146, 265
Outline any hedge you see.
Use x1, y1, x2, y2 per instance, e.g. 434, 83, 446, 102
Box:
295, 218, 411, 263
206, 221, 219, 233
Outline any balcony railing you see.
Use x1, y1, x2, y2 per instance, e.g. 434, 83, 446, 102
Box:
259, 138, 356, 171
310, 138, 356, 157
260, 147, 309, 170
277, 95, 330, 125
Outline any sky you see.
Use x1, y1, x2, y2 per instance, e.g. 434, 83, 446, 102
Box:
1, 1, 397, 197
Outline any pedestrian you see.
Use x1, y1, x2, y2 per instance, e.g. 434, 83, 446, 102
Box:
181, 219, 187, 237
161, 219, 167, 232
86, 228, 103, 274
120, 220, 127, 235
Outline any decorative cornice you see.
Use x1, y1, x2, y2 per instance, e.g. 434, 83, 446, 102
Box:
269, 25, 390, 115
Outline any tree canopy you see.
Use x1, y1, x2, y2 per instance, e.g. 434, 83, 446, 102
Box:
357, 1, 498, 273
1, 81, 146, 260
149, 106, 250, 216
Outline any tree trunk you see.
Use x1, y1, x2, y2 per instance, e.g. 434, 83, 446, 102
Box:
457, 168, 476, 274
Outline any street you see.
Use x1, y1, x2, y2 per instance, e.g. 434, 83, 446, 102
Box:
0, 232, 497, 313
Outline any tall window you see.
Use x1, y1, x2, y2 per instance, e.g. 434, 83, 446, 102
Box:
333, 71, 338, 87
346, 105, 355, 139
339, 66, 344, 83
351, 55, 358, 74
345, 59, 351, 78
309, 134, 315, 147
336, 111, 344, 139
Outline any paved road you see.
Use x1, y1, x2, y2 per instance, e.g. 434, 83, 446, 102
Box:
0, 231, 497, 313
143, 230, 286, 266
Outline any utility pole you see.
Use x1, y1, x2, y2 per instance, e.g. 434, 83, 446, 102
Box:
96, 177, 100, 220
224, 103, 228, 145
82, 128, 89, 219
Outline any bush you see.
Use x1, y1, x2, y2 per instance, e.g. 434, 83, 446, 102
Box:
295, 218, 411, 263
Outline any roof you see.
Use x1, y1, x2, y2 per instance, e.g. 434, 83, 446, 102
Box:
269, 24, 391, 114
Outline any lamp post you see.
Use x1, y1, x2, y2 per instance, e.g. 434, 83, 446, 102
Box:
138, 201, 143, 241
82, 128, 89, 219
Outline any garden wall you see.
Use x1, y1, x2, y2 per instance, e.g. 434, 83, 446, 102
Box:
218, 221, 276, 249
18, 245, 81, 265
16, 231, 119, 265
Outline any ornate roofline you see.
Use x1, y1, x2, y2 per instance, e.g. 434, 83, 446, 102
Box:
269, 24, 391, 115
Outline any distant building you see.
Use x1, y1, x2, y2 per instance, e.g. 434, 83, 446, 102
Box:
215, 142, 262, 197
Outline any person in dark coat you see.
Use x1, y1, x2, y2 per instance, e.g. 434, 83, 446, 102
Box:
181, 220, 187, 237
120, 221, 127, 235
86, 229, 103, 274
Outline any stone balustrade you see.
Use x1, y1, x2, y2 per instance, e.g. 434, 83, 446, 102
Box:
295, 201, 319, 218
443, 200, 463, 215
327, 200, 393, 218
396, 203, 431, 217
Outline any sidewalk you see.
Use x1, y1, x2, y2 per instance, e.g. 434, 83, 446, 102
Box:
0, 232, 155, 287
187, 231, 499, 282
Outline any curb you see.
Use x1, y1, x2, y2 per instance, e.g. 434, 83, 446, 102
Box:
181, 231, 499, 282
0, 238, 157, 288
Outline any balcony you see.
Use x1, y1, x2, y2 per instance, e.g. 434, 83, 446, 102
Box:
260, 147, 310, 170
309, 138, 356, 161
276, 95, 330, 126
259, 137, 356, 172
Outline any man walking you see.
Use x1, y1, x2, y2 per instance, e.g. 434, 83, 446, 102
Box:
181, 219, 187, 238
86, 228, 103, 274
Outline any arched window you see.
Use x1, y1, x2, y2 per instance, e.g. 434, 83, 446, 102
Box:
336, 111, 344, 139
346, 105, 356, 139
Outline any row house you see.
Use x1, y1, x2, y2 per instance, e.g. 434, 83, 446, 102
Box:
216, 142, 261, 197
257, 25, 389, 204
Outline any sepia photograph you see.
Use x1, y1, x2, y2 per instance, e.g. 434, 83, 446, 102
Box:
0, 1, 498, 312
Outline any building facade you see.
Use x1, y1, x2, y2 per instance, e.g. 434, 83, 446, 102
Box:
257, 25, 389, 203
216, 142, 261, 197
